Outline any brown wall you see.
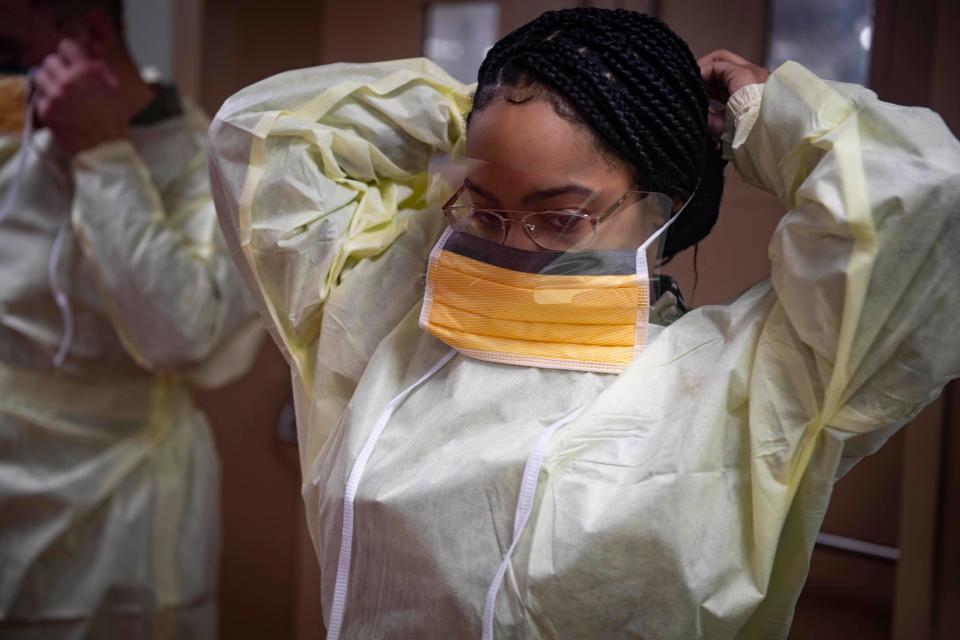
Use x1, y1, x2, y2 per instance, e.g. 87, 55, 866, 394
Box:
930, 0, 960, 136
937, 382, 960, 640
194, 345, 299, 639
319, 2, 423, 64
196, 3, 323, 638
199, 0, 323, 116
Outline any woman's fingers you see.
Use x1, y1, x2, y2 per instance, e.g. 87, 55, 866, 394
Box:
698, 51, 769, 139
57, 38, 88, 66
40, 53, 69, 82
700, 53, 769, 103
698, 49, 753, 68
699, 60, 740, 101
706, 105, 725, 140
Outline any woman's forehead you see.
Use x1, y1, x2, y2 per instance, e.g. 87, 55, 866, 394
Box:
466, 97, 626, 183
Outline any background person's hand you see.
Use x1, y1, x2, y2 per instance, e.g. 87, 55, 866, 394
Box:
33, 38, 128, 157
698, 49, 769, 140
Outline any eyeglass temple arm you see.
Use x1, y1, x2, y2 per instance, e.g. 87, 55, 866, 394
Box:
440, 184, 467, 215
594, 184, 641, 224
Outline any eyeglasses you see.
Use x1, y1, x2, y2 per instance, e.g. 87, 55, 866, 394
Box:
440, 184, 667, 251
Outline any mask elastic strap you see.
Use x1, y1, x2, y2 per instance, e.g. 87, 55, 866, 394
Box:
49, 221, 75, 368
636, 173, 702, 259
633, 175, 702, 350
636, 209, 678, 281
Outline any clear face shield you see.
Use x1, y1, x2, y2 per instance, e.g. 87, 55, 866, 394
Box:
420, 154, 686, 374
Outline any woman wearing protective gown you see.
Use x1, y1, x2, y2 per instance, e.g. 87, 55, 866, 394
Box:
208, 8, 960, 639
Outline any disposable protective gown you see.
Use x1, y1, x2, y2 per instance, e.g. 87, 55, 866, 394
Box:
0, 92, 263, 637
208, 58, 960, 639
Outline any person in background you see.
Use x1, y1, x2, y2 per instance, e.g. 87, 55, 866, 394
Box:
0, 0, 263, 637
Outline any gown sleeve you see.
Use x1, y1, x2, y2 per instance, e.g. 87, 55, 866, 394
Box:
207, 59, 471, 462
730, 61, 960, 479
71, 106, 264, 387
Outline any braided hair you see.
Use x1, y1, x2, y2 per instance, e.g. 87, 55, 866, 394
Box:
470, 8, 724, 262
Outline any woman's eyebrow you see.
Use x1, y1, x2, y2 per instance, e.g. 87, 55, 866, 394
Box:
521, 184, 596, 205
463, 178, 501, 206
464, 178, 597, 207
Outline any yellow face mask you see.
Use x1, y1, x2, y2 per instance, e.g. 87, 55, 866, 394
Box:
419, 228, 668, 373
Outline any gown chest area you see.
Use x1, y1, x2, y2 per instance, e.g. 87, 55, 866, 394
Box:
311, 331, 763, 639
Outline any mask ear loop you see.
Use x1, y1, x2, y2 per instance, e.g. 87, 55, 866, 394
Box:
632, 175, 702, 352
49, 221, 75, 368
636, 174, 702, 278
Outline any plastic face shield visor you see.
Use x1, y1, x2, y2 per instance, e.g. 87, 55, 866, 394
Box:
427, 154, 675, 264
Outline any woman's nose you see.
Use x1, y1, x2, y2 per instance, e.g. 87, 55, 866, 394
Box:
502, 222, 541, 251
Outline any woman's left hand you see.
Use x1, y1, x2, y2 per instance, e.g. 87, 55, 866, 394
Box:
698, 50, 769, 139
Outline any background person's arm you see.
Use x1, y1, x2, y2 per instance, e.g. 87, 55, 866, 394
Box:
35, 38, 262, 383
71, 134, 263, 384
